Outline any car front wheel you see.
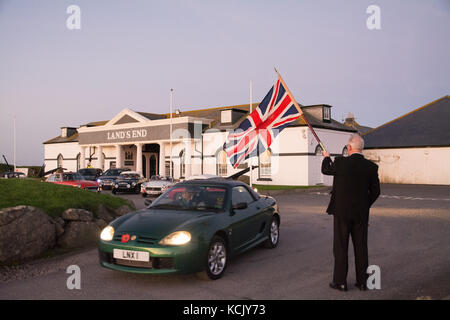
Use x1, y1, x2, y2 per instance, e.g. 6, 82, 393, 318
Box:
197, 235, 227, 280
264, 217, 280, 248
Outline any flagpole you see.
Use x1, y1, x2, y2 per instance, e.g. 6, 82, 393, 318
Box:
274, 68, 328, 153
13, 116, 16, 172
169, 89, 173, 178
249, 80, 253, 188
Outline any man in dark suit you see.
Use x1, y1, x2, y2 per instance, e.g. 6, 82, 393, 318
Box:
322, 134, 380, 291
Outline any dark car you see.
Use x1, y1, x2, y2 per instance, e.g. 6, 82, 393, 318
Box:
112, 171, 145, 194
3, 171, 26, 179
99, 179, 280, 280
77, 168, 103, 181
97, 168, 130, 190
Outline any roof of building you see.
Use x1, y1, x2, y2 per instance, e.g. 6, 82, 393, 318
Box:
363, 95, 450, 149
43, 102, 356, 144
43, 132, 79, 144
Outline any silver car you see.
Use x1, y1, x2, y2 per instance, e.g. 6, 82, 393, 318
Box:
141, 175, 175, 197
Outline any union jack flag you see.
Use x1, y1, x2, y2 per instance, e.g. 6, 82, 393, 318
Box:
224, 78, 301, 168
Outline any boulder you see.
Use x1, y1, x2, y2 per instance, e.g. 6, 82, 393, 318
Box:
96, 204, 115, 223
95, 219, 108, 229
62, 208, 93, 222
113, 205, 133, 217
57, 221, 101, 249
0, 206, 56, 264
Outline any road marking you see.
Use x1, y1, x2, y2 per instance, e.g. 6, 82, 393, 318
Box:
312, 192, 450, 202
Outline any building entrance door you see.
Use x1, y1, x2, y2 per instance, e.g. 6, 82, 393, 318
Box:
142, 144, 160, 178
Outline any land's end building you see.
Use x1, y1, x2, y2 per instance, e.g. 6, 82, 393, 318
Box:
363, 95, 450, 185
44, 103, 356, 186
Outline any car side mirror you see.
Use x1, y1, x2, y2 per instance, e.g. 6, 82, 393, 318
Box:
144, 199, 152, 207
231, 202, 248, 215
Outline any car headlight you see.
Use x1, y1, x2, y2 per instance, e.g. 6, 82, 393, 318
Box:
159, 231, 191, 246
115, 184, 119, 188
100, 226, 114, 241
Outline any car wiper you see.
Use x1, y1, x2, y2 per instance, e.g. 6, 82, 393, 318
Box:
186, 206, 222, 212
149, 204, 184, 210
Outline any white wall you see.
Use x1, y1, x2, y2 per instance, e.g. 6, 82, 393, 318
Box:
363, 147, 450, 185
307, 128, 353, 186
44, 142, 81, 172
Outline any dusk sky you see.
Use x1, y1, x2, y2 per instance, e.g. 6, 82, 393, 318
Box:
1, 0, 449, 166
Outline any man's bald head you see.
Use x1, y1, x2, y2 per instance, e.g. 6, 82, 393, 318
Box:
347, 134, 364, 154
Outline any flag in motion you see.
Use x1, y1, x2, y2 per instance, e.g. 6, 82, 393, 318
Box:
224, 78, 301, 169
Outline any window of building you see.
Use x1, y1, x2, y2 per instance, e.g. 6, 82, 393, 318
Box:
259, 149, 271, 178
57, 154, 63, 168
180, 150, 185, 178
315, 145, 323, 156
342, 146, 348, 157
125, 151, 133, 160
76, 153, 81, 171
165, 161, 174, 177
323, 106, 331, 121
216, 150, 227, 176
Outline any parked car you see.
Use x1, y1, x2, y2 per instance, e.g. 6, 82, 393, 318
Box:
141, 175, 175, 197
99, 179, 280, 280
46, 172, 100, 191
77, 168, 103, 181
97, 168, 130, 190
112, 171, 146, 194
3, 171, 26, 179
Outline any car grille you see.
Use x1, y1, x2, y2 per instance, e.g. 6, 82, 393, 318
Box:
146, 187, 161, 191
115, 259, 153, 268
112, 234, 158, 245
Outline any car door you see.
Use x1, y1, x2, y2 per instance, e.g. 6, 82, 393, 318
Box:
229, 186, 264, 252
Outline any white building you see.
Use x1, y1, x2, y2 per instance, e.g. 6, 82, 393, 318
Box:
363, 95, 450, 185
43, 103, 356, 186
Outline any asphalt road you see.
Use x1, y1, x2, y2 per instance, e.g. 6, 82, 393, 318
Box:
0, 184, 449, 300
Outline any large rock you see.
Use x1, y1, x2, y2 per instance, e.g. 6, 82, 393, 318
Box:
57, 221, 101, 249
0, 206, 56, 264
62, 208, 93, 222
96, 204, 115, 222
113, 205, 133, 217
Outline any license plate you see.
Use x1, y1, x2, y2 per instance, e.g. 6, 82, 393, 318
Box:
113, 249, 149, 262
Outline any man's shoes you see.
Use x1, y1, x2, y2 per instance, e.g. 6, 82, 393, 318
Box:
355, 283, 367, 291
329, 282, 348, 292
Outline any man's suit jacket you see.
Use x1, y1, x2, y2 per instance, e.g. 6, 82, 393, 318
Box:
321, 153, 380, 223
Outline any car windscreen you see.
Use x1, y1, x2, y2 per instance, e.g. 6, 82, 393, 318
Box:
150, 185, 227, 212
120, 174, 139, 179
103, 169, 121, 176
63, 173, 84, 181
79, 169, 97, 175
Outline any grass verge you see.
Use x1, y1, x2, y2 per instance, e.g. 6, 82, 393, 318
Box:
0, 179, 134, 218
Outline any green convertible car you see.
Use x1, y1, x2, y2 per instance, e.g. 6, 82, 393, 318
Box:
98, 179, 280, 280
